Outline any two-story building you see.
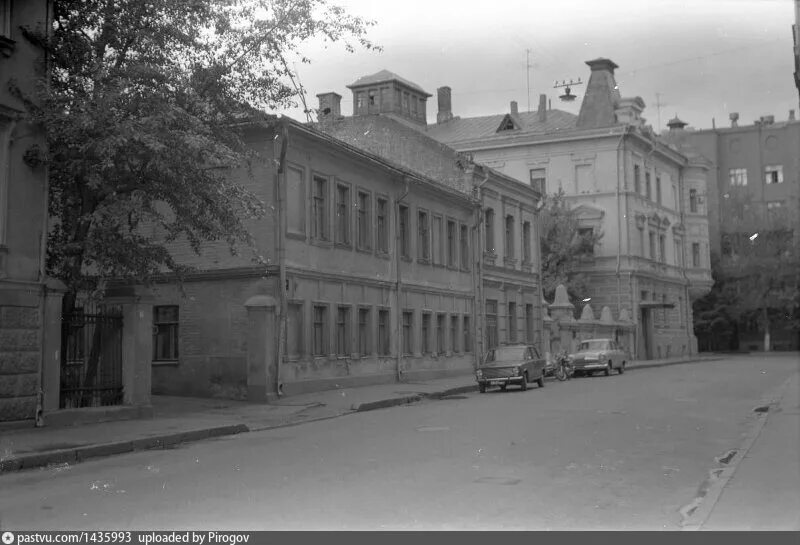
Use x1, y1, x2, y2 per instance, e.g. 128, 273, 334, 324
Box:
314, 70, 544, 358
424, 58, 713, 360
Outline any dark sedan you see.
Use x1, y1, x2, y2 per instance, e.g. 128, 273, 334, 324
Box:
476, 344, 546, 393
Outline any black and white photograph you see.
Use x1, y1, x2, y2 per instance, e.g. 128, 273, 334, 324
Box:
0, 0, 798, 534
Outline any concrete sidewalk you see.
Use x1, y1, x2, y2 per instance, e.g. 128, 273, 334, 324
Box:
697, 370, 800, 530
0, 353, 720, 475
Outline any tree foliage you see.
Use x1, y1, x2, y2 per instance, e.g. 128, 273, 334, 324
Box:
539, 189, 602, 307
17, 0, 377, 304
693, 189, 800, 349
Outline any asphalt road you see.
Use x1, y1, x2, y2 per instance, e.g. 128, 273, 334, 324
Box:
0, 354, 797, 530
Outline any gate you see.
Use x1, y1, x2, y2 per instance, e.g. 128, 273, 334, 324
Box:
60, 301, 124, 408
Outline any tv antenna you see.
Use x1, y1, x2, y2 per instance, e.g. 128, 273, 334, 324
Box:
554, 78, 583, 102
655, 93, 668, 129
526, 49, 532, 112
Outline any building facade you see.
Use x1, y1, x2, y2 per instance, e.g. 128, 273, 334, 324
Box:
687, 112, 800, 351
0, 0, 63, 424
424, 59, 713, 360
150, 117, 482, 399
315, 71, 544, 360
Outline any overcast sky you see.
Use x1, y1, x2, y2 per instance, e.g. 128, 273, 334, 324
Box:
277, 0, 797, 131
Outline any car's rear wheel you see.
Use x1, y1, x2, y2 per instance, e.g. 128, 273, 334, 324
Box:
479, 383, 486, 393
605, 362, 613, 376
618, 362, 625, 374
537, 373, 545, 388
520, 373, 528, 391
500, 384, 507, 391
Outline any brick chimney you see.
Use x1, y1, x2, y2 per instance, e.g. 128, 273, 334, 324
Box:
437, 86, 453, 124
537, 94, 547, 122
730, 112, 739, 127
317, 92, 342, 119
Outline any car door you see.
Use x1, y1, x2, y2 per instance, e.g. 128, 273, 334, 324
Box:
530, 345, 544, 377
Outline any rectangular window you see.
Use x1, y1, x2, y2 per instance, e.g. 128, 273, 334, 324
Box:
765, 165, 784, 184
417, 210, 430, 261
689, 189, 698, 213
529, 168, 546, 193
378, 309, 390, 356
634, 164, 641, 194
447, 220, 457, 267
525, 304, 534, 343
286, 166, 305, 235
376, 198, 389, 253
522, 221, 532, 262
357, 191, 370, 250
649, 232, 656, 259
335, 184, 350, 245
577, 227, 594, 255
460, 224, 470, 270
485, 209, 495, 253
312, 176, 328, 240
153, 306, 179, 361
674, 240, 682, 267
432, 215, 443, 265
358, 307, 370, 357
486, 300, 498, 349
450, 315, 459, 353
402, 311, 414, 355
421, 313, 431, 354
463, 316, 472, 353
505, 215, 515, 259
645, 171, 652, 200
287, 303, 303, 358
507, 302, 517, 343
729, 168, 748, 186
659, 234, 666, 263
656, 176, 662, 204
399, 205, 410, 259
336, 306, 350, 356
313, 305, 328, 356
692, 243, 700, 267
575, 164, 592, 193
436, 314, 446, 355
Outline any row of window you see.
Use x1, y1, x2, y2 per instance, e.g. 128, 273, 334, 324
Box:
729, 165, 784, 187
484, 208, 534, 263
633, 164, 666, 205
485, 300, 539, 350
638, 230, 702, 268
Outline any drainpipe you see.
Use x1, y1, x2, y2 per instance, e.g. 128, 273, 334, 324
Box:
274, 117, 289, 397
472, 169, 490, 367
615, 126, 630, 313
395, 178, 410, 382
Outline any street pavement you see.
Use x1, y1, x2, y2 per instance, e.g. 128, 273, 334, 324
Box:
0, 353, 796, 530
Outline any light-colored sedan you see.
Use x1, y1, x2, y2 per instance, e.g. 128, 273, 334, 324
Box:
568, 338, 628, 377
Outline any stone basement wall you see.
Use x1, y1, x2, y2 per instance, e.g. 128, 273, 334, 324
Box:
0, 305, 41, 422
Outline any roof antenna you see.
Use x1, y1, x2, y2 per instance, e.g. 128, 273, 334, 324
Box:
526, 49, 533, 112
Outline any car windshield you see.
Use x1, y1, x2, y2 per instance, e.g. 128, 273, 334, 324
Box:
486, 346, 526, 362
578, 340, 610, 351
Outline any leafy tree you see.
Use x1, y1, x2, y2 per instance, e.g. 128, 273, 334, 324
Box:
16, 0, 377, 309
694, 190, 800, 351
539, 189, 602, 309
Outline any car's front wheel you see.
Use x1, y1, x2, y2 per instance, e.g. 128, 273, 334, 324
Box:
520, 373, 528, 391
618, 362, 625, 374
605, 362, 613, 376
537, 373, 545, 388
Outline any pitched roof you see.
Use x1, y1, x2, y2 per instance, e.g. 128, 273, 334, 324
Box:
425, 109, 578, 145
347, 70, 431, 96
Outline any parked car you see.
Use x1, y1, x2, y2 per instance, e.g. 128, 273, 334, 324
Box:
476, 344, 546, 393
568, 338, 628, 377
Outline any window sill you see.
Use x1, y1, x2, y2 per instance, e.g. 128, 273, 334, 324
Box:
334, 242, 352, 250
310, 239, 333, 249
417, 258, 431, 265
356, 246, 373, 256
286, 231, 307, 242
152, 360, 179, 366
